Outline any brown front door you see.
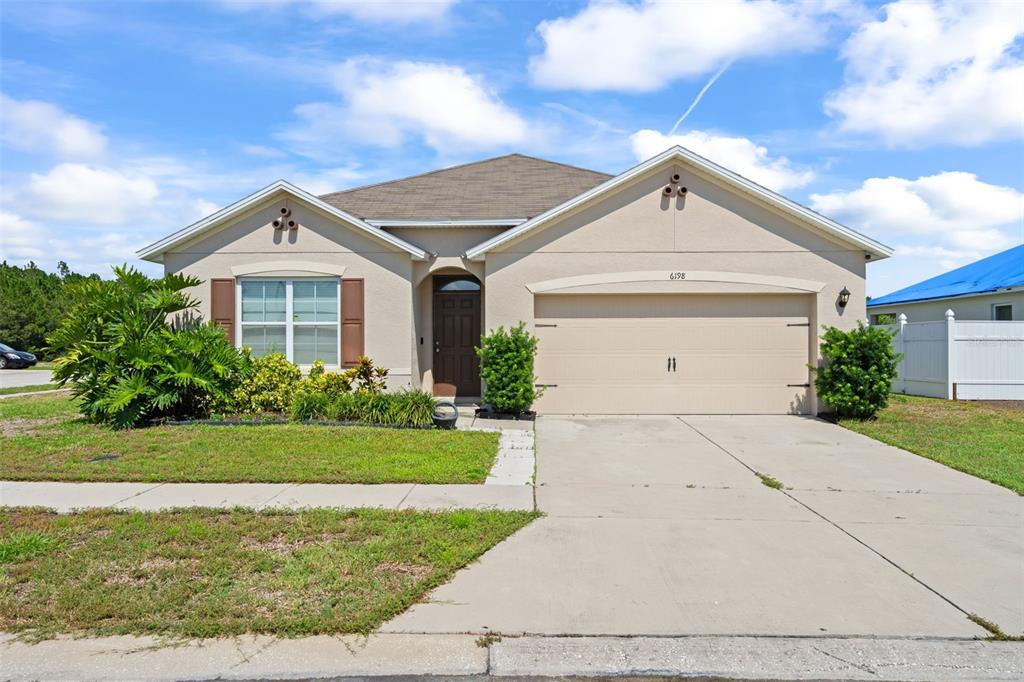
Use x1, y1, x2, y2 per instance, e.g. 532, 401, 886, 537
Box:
433, 276, 482, 397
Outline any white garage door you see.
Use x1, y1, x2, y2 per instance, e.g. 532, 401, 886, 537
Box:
533, 294, 812, 414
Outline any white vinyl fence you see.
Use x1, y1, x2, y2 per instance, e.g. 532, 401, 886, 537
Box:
881, 311, 1024, 400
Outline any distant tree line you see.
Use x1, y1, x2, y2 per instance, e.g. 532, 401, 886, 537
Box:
0, 261, 101, 359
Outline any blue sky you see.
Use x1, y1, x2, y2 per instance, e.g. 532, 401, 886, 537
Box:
1, 0, 1022, 297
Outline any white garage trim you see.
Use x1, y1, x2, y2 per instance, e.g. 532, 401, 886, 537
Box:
527, 271, 826, 295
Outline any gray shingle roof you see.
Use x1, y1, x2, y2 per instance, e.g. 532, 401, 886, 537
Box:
319, 153, 612, 222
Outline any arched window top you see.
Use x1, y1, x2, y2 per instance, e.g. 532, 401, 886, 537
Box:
435, 276, 480, 292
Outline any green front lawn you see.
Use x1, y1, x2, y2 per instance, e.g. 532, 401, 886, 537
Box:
840, 395, 1024, 495
1, 507, 535, 638
0, 394, 498, 484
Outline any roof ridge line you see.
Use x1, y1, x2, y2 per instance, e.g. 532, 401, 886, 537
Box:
502, 152, 613, 178
319, 155, 520, 198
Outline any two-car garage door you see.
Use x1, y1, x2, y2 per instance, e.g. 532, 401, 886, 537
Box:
533, 294, 812, 414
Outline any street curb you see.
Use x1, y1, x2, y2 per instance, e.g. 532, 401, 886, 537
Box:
2, 633, 1021, 681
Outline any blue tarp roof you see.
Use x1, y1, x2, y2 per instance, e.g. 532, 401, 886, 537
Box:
869, 244, 1024, 307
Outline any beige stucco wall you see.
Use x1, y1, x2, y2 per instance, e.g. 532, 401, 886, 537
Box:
869, 290, 1023, 323
480, 161, 870, 414
163, 194, 416, 388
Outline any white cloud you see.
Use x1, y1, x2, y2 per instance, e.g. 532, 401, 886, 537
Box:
280, 58, 529, 158
291, 166, 366, 195
191, 198, 221, 221
217, 0, 458, 24
630, 129, 815, 192
812, 171, 1023, 278
241, 144, 286, 158
19, 163, 159, 224
810, 172, 1024, 236
0, 94, 107, 158
825, 0, 1024, 146
0, 211, 52, 260
530, 0, 840, 92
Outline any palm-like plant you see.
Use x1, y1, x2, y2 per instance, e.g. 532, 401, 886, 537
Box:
48, 265, 249, 428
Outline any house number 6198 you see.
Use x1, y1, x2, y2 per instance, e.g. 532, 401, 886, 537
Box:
669, 272, 687, 280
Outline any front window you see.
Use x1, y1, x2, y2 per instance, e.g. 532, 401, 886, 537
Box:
434, 275, 480, 292
239, 279, 339, 365
992, 303, 1013, 321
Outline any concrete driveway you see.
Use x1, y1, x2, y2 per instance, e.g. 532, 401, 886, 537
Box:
384, 415, 1022, 638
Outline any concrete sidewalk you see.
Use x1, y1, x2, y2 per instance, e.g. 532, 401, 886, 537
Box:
0, 480, 534, 512
2, 632, 1021, 681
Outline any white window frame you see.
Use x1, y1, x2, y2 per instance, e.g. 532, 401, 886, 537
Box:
991, 302, 1013, 321
236, 277, 341, 368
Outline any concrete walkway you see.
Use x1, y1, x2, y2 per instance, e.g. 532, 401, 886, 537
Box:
384, 415, 1023, 639
3, 632, 1021, 681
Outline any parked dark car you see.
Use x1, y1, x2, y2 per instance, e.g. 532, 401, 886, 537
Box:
0, 343, 37, 369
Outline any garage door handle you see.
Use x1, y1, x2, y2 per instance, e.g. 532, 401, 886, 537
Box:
671, 357, 676, 372
787, 383, 811, 388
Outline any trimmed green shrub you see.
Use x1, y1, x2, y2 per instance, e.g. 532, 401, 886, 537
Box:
289, 390, 332, 421
48, 266, 249, 428
476, 322, 540, 415
812, 323, 901, 419
290, 389, 436, 427
232, 353, 301, 414
301, 360, 353, 396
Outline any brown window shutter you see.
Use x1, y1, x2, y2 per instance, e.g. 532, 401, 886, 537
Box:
210, 278, 235, 345
340, 278, 364, 367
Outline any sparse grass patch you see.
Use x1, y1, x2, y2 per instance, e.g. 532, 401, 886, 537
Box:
968, 613, 1024, 641
756, 472, 784, 490
0, 394, 499, 484
0, 507, 536, 639
840, 396, 1024, 495
476, 632, 502, 647
0, 531, 56, 563
0, 384, 59, 396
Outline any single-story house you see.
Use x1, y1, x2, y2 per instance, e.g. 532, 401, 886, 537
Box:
138, 146, 892, 415
868, 244, 1024, 324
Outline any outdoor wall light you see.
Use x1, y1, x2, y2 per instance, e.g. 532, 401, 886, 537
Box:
837, 287, 851, 308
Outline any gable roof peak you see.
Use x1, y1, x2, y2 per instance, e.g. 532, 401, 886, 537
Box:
136, 179, 428, 263
465, 144, 893, 261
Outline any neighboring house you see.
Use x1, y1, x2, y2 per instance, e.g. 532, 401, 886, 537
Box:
868, 244, 1024, 324
138, 147, 892, 415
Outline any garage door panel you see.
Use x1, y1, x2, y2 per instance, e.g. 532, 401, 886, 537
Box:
539, 322, 808, 354
536, 293, 809, 319
534, 294, 811, 414
540, 383, 809, 415
538, 352, 806, 383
